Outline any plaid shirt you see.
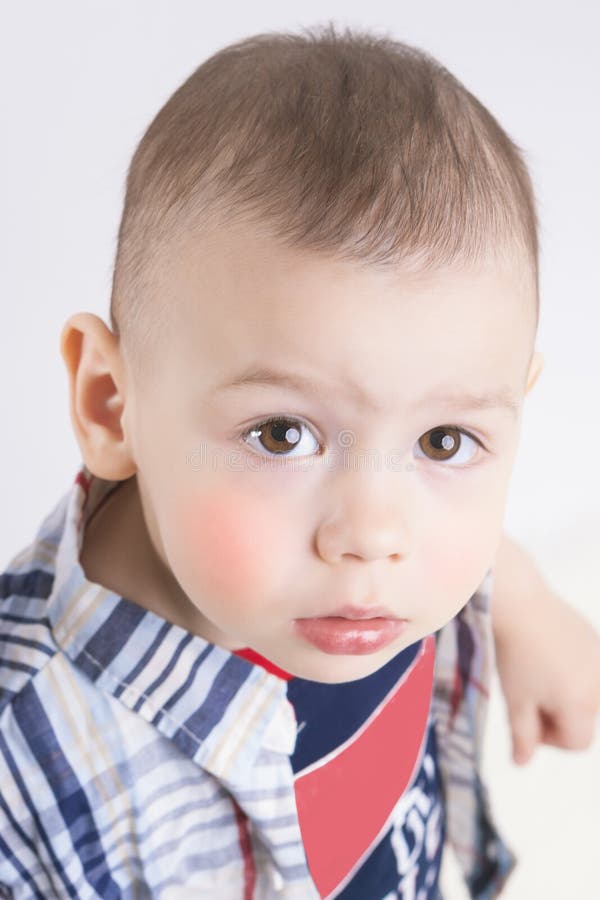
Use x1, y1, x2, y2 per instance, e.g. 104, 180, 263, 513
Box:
0, 466, 516, 898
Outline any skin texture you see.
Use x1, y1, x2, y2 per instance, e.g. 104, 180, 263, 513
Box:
60, 221, 543, 683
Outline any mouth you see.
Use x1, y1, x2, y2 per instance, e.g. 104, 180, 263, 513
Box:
323, 603, 403, 620
293, 611, 409, 655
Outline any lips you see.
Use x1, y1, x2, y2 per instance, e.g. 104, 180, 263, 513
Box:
293, 614, 409, 655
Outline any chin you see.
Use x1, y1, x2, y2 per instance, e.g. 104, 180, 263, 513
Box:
292, 650, 397, 684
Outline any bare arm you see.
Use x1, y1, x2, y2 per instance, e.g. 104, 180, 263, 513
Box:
490, 532, 600, 764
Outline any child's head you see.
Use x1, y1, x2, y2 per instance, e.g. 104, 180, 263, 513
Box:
61, 24, 543, 683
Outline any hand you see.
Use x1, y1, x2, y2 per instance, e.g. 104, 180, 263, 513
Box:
494, 586, 600, 765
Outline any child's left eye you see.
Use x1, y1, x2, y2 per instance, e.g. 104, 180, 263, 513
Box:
240, 416, 322, 458
414, 426, 483, 467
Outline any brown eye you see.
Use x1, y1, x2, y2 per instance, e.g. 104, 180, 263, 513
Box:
242, 416, 321, 458
417, 426, 480, 466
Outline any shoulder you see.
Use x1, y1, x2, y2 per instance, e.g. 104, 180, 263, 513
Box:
0, 541, 61, 717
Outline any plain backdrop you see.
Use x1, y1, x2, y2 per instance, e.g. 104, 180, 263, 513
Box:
1, 2, 599, 897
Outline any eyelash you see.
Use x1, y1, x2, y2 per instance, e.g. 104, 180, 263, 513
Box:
236, 414, 487, 467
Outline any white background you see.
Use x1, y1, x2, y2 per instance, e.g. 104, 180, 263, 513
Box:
1, 2, 599, 897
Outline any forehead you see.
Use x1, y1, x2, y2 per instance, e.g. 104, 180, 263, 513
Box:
161, 221, 537, 402
172, 217, 535, 315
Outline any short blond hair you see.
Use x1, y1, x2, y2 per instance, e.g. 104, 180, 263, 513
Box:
110, 22, 539, 378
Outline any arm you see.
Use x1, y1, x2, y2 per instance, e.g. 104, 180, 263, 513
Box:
491, 533, 600, 764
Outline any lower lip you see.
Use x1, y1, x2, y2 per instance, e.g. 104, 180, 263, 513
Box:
293, 616, 409, 655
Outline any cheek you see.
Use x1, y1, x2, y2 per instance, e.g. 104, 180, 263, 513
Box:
431, 542, 481, 591
427, 520, 500, 603
173, 487, 287, 604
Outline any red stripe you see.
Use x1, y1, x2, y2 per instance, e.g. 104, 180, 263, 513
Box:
233, 647, 293, 681
75, 469, 91, 494
75, 469, 92, 532
467, 675, 489, 698
232, 799, 256, 900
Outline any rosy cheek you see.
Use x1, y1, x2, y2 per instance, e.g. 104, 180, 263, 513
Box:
174, 488, 285, 603
429, 530, 496, 601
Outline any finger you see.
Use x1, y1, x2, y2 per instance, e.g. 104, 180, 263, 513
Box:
539, 709, 598, 751
510, 706, 540, 765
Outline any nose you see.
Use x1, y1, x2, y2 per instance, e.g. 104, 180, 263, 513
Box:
314, 469, 409, 565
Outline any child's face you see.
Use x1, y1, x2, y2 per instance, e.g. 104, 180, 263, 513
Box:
120, 221, 541, 683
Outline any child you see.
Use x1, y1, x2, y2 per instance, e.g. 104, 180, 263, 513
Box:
1, 23, 598, 900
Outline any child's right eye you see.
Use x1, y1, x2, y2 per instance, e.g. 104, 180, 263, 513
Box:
239, 416, 323, 458
415, 426, 484, 467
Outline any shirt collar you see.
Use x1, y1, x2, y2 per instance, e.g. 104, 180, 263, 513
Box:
45, 464, 297, 785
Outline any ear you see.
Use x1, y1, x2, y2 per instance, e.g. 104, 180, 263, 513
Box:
525, 350, 544, 395
59, 312, 137, 481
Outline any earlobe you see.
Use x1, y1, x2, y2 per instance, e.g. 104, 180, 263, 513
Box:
59, 312, 137, 481
525, 351, 544, 395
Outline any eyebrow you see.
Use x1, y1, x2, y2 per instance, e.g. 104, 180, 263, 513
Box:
212, 365, 520, 418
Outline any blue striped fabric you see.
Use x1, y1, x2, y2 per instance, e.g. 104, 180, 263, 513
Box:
0, 466, 516, 898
